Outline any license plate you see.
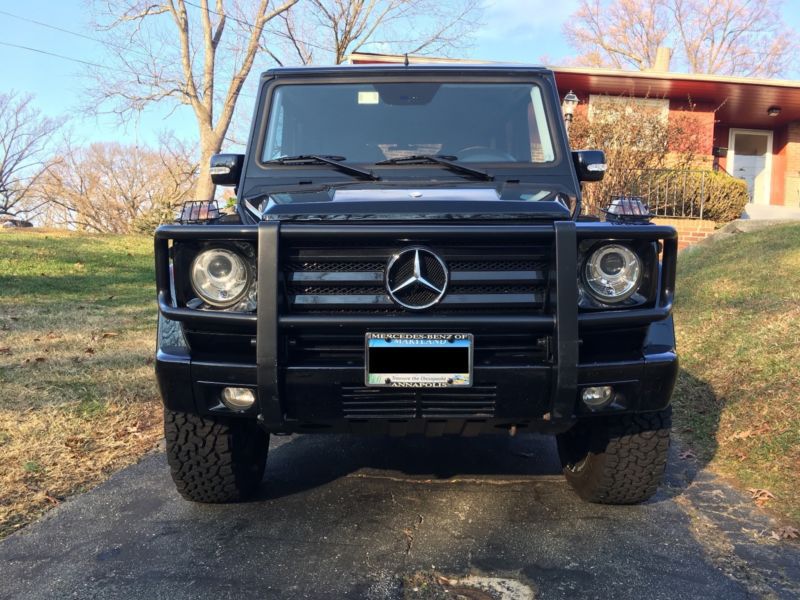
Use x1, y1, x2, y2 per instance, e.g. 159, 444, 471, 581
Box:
365, 333, 473, 388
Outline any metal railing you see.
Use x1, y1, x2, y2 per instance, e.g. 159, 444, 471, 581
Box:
586, 168, 740, 220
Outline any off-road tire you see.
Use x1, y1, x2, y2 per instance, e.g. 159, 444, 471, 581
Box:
164, 409, 268, 503
556, 407, 671, 504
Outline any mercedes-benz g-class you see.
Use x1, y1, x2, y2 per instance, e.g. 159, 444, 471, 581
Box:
155, 64, 678, 505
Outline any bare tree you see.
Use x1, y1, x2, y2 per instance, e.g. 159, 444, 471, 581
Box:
564, 0, 669, 70
672, 0, 795, 77
90, 0, 298, 201
270, 0, 482, 66
39, 138, 197, 233
0, 92, 62, 221
564, 0, 797, 77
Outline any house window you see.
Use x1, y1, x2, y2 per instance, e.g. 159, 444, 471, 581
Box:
587, 95, 670, 151
588, 95, 669, 123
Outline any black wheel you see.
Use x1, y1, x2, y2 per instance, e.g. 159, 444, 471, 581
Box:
164, 409, 268, 503
556, 407, 671, 504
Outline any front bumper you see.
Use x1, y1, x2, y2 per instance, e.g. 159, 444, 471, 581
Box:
154, 221, 678, 435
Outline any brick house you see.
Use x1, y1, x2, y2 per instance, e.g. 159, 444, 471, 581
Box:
553, 66, 800, 210
350, 52, 800, 210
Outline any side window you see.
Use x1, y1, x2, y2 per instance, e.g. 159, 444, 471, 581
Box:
263, 90, 286, 160
528, 87, 555, 163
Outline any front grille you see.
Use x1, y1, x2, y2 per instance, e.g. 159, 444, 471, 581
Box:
287, 332, 550, 367
285, 260, 384, 272
341, 385, 497, 419
283, 244, 552, 314
293, 285, 386, 296
449, 259, 546, 271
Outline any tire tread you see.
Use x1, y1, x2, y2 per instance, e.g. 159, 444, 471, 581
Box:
558, 408, 671, 505
164, 409, 267, 503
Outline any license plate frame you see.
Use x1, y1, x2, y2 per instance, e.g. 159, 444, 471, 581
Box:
365, 333, 473, 388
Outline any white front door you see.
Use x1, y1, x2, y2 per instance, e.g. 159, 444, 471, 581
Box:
728, 129, 773, 205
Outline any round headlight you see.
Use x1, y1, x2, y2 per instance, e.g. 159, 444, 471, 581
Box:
190, 248, 251, 307
583, 244, 642, 303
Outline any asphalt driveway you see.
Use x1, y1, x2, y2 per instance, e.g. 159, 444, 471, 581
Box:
1, 433, 798, 599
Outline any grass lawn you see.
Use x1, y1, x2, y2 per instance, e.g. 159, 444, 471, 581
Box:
0, 230, 162, 538
673, 223, 800, 524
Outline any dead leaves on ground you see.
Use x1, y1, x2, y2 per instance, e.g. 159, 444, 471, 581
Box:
11, 331, 123, 366
0, 404, 163, 538
728, 423, 774, 442
22, 357, 47, 365
748, 488, 776, 507
770, 526, 799, 541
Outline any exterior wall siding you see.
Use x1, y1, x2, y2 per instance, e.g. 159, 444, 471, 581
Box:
786, 121, 800, 207
668, 100, 716, 157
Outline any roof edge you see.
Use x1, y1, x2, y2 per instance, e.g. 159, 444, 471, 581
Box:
545, 65, 800, 90
348, 51, 800, 89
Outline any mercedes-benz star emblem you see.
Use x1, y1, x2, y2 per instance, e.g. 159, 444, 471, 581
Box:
386, 248, 448, 310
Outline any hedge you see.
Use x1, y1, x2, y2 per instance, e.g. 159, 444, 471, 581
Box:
617, 170, 749, 223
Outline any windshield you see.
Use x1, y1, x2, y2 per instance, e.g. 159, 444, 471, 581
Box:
262, 82, 556, 165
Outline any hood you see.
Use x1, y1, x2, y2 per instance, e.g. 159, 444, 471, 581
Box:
247, 185, 574, 221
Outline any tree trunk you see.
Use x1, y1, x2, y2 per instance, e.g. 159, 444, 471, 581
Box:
195, 134, 222, 201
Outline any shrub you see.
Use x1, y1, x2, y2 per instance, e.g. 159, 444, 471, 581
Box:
570, 94, 705, 214
641, 170, 748, 223
700, 172, 749, 222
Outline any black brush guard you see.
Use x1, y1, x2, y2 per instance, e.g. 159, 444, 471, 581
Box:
155, 222, 678, 432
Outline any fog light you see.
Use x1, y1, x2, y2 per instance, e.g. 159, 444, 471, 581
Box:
221, 387, 256, 410
581, 386, 614, 408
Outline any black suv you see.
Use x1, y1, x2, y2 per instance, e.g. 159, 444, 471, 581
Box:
155, 64, 678, 505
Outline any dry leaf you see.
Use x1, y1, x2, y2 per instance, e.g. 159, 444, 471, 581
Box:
101, 332, 118, 339
731, 429, 753, 440
0, 347, 12, 355
64, 436, 88, 450
748, 488, 775, 506
84, 347, 95, 354
771, 526, 799, 540
34, 357, 46, 363
435, 575, 459, 587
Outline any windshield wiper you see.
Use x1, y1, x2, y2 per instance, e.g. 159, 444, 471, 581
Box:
374, 154, 494, 181
264, 154, 380, 181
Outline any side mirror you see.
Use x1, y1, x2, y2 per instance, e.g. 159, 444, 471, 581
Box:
210, 153, 244, 187
572, 150, 607, 182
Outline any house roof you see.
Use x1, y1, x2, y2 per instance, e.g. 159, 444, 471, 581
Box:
349, 52, 800, 129
552, 66, 800, 128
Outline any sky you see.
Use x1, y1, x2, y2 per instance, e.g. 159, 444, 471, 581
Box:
2, 0, 800, 148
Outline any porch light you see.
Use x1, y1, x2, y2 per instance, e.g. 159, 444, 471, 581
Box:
767, 106, 781, 117
562, 90, 579, 132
